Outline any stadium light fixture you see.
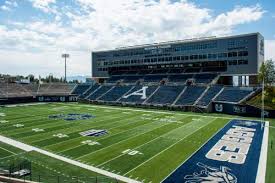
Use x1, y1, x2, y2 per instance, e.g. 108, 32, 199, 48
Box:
62, 54, 70, 83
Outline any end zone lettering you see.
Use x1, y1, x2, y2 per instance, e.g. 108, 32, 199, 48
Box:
206, 125, 256, 164
163, 119, 265, 183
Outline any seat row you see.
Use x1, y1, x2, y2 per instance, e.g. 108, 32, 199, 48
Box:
73, 84, 255, 107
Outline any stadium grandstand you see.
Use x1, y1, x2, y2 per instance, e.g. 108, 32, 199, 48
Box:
0, 33, 270, 117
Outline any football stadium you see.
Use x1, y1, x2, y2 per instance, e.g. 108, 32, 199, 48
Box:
0, 31, 274, 183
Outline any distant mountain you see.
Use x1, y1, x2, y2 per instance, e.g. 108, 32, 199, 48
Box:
67, 76, 89, 83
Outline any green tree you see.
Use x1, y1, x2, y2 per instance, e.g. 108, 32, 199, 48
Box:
258, 59, 275, 86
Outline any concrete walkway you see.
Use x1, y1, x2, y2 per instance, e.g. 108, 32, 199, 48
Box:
0, 135, 141, 183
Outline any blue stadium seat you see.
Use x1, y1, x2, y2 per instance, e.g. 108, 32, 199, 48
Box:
168, 74, 193, 83
120, 85, 158, 104
194, 73, 217, 84
123, 75, 143, 83
106, 76, 125, 83
196, 85, 223, 106
214, 87, 253, 103
72, 84, 91, 95
98, 85, 133, 101
80, 84, 100, 99
87, 85, 113, 100
175, 86, 206, 106
143, 75, 166, 83
147, 85, 185, 105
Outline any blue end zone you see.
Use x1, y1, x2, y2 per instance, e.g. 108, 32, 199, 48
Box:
163, 119, 265, 183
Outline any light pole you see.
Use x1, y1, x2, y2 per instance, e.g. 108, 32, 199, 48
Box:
62, 54, 70, 83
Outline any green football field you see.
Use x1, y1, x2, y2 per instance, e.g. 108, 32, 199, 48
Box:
0, 103, 274, 183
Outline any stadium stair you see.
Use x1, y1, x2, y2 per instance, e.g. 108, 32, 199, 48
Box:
96, 86, 116, 100
196, 85, 224, 107
214, 87, 254, 104
172, 86, 187, 105
116, 85, 136, 102
142, 86, 160, 104
85, 85, 102, 99
194, 85, 210, 106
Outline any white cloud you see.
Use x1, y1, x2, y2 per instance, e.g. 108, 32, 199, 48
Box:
0, 0, 18, 11
28, 0, 56, 13
0, 0, 267, 76
0, 5, 11, 11
265, 40, 275, 61
0, 50, 90, 77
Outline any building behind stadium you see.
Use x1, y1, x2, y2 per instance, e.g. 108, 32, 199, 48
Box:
91, 33, 264, 86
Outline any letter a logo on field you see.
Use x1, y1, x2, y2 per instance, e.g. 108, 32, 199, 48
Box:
123, 86, 148, 99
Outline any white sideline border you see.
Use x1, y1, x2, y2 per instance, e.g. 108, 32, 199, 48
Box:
256, 121, 269, 183
0, 135, 141, 183
76, 103, 252, 120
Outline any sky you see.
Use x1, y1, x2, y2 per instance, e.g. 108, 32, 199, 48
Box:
0, 0, 274, 78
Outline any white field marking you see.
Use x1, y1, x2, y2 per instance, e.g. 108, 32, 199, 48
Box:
0, 113, 6, 117
0, 146, 17, 155
13, 124, 24, 128
27, 110, 137, 143
124, 118, 218, 176
256, 121, 269, 183
0, 152, 22, 160
97, 116, 193, 167
0, 135, 141, 183
32, 128, 45, 132
85, 104, 248, 120
81, 140, 101, 146
54, 113, 157, 153
76, 120, 173, 160
0, 120, 8, 124
5, 103, 47, 108
28, 119, 117, 143
160, 119, 234, 182
53, 133, 69, 138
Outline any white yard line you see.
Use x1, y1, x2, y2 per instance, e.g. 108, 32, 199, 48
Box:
256, 121, 269, 183
0, 135, 141, 183
0, 151, 27, 160
124, 118, 218, 176
76, 120, 171, 160
56, 115, 158, 153
159, 118, 230, 182
97, 116, 192, 167
85, 104, 250, 120
0, 146, 17, 155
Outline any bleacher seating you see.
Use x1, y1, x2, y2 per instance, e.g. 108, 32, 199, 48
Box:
120, 85, 158, 104
72, 84, 91, 95
147, 85, 185, 105
143, 75, 166, 83
0, 83, 33, 98
175, 86, 206, 106
123, 76, 142, 83
37, 83, 75, 95
196, 85, 223, 107
194, 73, 217, 84
98, 85, 133, 101
87, 85, 113, 100
106, 76, 125, 83
80, 84, 100, 98
168, 74, 193, 83
214, 87, 254, 103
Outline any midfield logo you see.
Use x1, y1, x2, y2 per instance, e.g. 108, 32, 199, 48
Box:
123, 86, 148, 99
184, 162, 237, 183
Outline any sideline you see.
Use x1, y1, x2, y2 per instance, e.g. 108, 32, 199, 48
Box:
0, 135, 141, 183
256, 121, 269, 183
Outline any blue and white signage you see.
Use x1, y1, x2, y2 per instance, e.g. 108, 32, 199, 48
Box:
163, 119, 266, 183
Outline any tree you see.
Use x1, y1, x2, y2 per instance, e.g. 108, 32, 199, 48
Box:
258, 59, 275, 86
